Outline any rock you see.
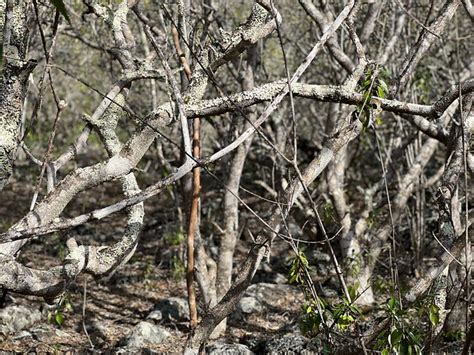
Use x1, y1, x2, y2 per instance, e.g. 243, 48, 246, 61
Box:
120, 321, 171, 349
320, 287, 338, 299
155, 297, 189, 322
233, 283, 302, 321
270, 273, 288, 284
54, 329, 71, 337
0, 305, 42, 335
244, 283, 300, 309
307, 250, 331, 264
13, 330, 32, 340
264, 334, 317, 354
207, 343, 254, 354
257, 263, 272, 273
236, 297, 264, 314
29, 325, 50, 339
146, 310, 163, 322
254, 270, 288, 285
240, 335, 264, 352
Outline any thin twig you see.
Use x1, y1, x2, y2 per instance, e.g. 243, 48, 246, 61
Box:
82, 279, 94, 349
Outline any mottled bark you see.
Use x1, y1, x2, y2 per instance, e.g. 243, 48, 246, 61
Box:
0, 0, 34, 190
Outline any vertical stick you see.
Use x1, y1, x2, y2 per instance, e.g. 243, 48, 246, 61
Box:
186, 116, 200, 329
172, 23, 198, 329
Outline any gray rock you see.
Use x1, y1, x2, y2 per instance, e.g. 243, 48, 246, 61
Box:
13, 330, 32, 340
207, 343, 254, 355
236, 297, 264, 314
270, 273, 288, 284
265, 334, 316, 354
155, 297, 189, 322
146, 310, 163, 322
257, 262, 272, 273
307, 250, 331, 264
320, 287, 338, 299
120, 321, 171, 349
244, 283, 299, 306
29, 324, 50, 339
233, 283, 302, 321
0, 305, 42, 335
254, 270, 287, 285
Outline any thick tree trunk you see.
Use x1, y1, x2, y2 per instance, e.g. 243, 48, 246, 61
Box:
0, 0, 34, 190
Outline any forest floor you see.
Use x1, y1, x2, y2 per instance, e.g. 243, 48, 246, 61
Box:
0, 173, 468, 353
0, 177, 305, 353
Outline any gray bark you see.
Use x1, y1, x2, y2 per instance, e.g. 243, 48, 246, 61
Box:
0, 0, 34, 190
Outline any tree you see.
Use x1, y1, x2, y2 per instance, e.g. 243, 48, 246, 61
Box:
0, 0, 472, 353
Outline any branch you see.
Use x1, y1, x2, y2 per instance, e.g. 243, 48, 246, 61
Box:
395, 0, 461, 94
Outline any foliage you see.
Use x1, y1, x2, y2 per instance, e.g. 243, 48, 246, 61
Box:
299, 291, 361, 336
299, 299, 325, 337
170, 255, 185, 280
164, 229, 185, 247
414, 68, 433, 104
376, 298, 423, 355
373, 275, 391, 295
321, 202, 334, 225
287, 249, 309, 285
49, 0, 71, 24
289, 250, 361, 337
442, 330, 465, 342
47, 294, 73, 328
355, 66, 390, 129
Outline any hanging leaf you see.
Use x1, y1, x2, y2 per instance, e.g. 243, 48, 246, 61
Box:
49, 0, 71, 24
387, 297, 397, 311
378, 79, 388, 96
54, 310, 64, 326
377, 85, 385, 99
429, 304, 440, 326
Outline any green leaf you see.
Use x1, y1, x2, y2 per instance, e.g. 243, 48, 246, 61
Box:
381, 349, 389, 355
389, 328, 402, 346
407, 331, 420, 344
350, 305, 361, 314
399, 338, 410, 355
49, 0, 71, 24
387, 297, 396, 310
348, 282, 359, 300
378, 79, 388, 94
429, 304, 440, 326
377, 85, 385, 99
54, 310, 64, 326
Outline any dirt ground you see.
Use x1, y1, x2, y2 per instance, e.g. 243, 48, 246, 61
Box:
0, 178, 303, 353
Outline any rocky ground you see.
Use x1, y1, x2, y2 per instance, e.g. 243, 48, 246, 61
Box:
0, 178, 467, 354
0, 178, 329, 353
0, 235, 322, 353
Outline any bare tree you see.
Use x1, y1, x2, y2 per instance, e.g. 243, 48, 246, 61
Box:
0, 0, 472, 353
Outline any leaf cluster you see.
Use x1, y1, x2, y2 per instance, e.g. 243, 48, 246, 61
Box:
355, 66, 390, 128
287, 250, 309, 285
376, 298, 424, 355
47, 294, 73, 328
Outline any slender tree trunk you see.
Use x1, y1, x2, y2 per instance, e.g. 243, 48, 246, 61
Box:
213, 46, 258, 337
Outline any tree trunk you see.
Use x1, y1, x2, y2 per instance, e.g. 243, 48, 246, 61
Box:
0, 0, 34, 190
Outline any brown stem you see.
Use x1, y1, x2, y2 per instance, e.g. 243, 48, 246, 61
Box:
171, 25, 192, 78
186, 116, 200, 329
172, 23, 199, 329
